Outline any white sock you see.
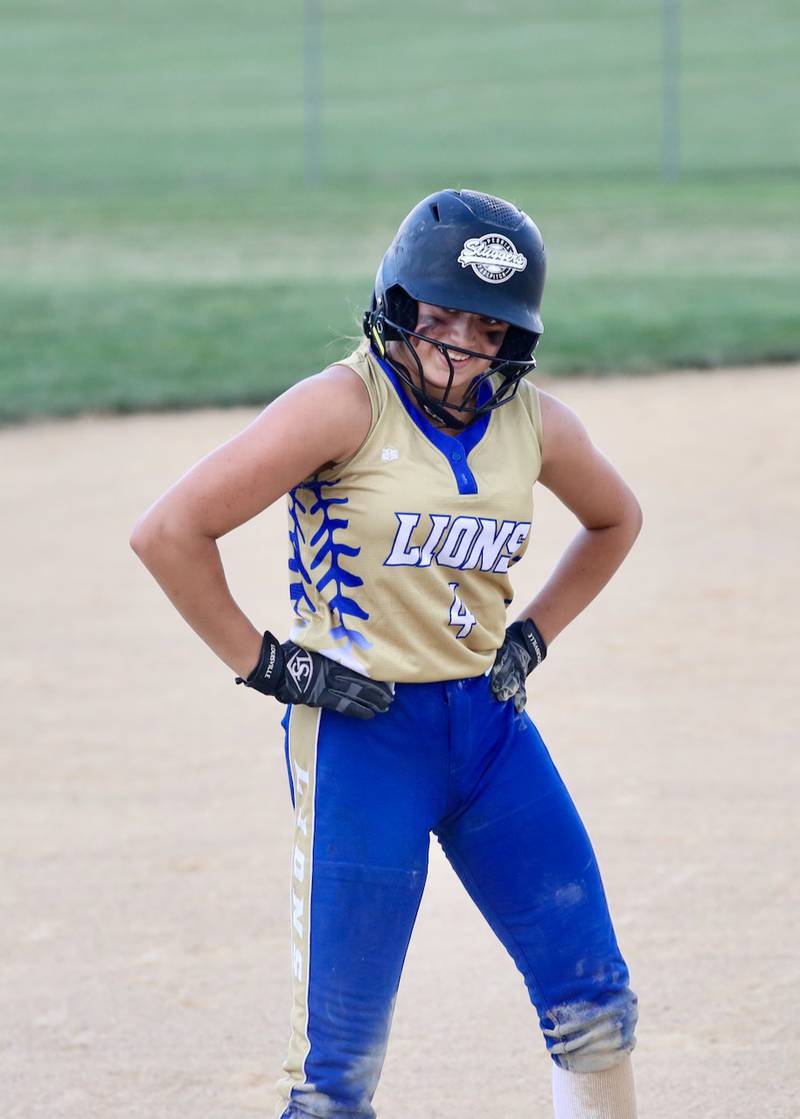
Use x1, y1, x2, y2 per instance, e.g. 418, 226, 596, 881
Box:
551, 1055, 637, 1119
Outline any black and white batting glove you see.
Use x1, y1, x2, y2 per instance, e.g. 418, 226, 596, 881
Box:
235, 631, 394, 720
489, 618, 547, 714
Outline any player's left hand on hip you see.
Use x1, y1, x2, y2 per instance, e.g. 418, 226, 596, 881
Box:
236, 631, 394, 719
489, 618, 547, 713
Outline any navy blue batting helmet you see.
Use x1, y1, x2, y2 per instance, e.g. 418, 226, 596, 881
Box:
363, 188, 546, 428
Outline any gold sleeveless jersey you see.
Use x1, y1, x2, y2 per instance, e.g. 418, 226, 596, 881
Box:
286, 343, 542, 682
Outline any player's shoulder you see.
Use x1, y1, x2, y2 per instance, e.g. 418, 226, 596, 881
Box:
534, 387, 593, 468
504, 375, 544, 454
314, 340, 381, 407
536, 387, 584, 431
316, 360, 372, 401
283, 361, 372, 465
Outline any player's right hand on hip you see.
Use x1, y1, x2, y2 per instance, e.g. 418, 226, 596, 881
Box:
490, 617, 547, 714
235, 631, 394, 720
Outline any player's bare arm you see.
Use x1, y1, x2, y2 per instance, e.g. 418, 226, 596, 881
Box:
129, 365, 371, 677
519, 389, 643, 645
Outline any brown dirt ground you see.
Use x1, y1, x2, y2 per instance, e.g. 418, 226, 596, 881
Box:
2, 365, 799, 1119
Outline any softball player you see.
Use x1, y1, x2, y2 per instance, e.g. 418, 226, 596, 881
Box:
132, 188, 643, 1119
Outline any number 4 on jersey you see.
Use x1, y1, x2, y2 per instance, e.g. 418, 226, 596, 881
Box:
448, 582, 477, 638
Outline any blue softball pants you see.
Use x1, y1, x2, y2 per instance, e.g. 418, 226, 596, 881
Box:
277, 674, 637, 1118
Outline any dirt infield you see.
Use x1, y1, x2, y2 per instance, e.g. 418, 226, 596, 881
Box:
2, 365, 798, 1119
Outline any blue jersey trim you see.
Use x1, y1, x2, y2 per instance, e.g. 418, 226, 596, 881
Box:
373, 351, 492, 496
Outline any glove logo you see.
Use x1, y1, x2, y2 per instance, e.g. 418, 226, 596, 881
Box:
286, 648, 314, 691
457, 234, 528, 284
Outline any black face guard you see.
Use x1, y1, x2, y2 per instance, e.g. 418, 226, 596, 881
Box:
364, 311, 536, 431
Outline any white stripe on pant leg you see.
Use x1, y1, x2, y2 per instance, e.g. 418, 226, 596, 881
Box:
276, 706, 321, 1116
551, 1054, 637, 1119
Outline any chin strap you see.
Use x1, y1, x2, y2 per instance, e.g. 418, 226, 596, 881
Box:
406, 379, 473, 430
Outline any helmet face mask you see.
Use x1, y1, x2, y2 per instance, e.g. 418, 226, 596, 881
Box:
363, 188, 546, 430
369, 299, 534, 430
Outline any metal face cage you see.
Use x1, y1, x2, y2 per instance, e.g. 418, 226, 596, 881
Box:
365, 306, 536, 431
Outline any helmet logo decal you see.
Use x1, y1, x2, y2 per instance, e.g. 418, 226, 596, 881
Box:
457, 234, 528, 284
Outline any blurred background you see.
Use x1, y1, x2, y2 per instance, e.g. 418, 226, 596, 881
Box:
3, 8, 799, 1117
1, 0, 798, 422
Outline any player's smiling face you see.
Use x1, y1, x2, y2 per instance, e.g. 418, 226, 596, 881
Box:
403, 302, 509, 403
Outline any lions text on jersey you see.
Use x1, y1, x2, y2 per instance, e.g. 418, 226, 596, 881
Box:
286, 343, 543, 682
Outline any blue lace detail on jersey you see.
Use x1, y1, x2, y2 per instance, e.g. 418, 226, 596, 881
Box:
288, 487, 316, 618
372, 351, 492, 496
294, 477, 372, 654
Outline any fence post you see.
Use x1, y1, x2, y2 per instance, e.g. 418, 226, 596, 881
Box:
304, 0, 323, 186
662, 0, 681, 179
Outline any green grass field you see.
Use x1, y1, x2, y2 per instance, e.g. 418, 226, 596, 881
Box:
1, 0, 798, 421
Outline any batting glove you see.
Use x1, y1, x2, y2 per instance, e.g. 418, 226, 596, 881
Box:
235, 631, 394, 720
489, 618, 547, 713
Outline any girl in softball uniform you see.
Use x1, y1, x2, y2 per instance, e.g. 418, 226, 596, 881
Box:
132, 189, 643, 1119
